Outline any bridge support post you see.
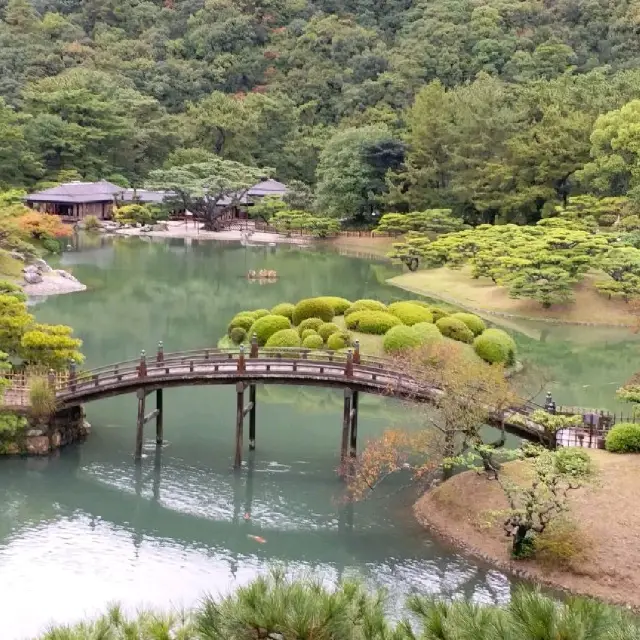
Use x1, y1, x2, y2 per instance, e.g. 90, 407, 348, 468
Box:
235, 382, 245, 468
156, 388, 164, 444
340, 388, 352, 471
349, 390, 359, 459
135, 388, 146, 461
249, 384, 257, 450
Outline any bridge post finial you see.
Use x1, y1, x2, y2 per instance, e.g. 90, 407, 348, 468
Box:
157, 341, 164, 364
48, 369, 56, 391
238, 344, 246, 373
345, 349, 354, 378
544, 391, 554, 413
139, 350, 147, 378
250, 333, 258, 358
353, 340, 360, 365
68, 358, 77, 392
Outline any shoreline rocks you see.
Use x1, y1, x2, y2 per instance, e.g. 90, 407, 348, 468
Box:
20, 258, 87, 297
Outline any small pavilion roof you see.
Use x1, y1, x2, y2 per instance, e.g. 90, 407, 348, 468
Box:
247, 179, 287, 197
25, 180, 123, 204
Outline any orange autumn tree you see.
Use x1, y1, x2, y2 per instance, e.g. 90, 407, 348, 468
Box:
346, 341, 518, 501
17, 211, 72, 240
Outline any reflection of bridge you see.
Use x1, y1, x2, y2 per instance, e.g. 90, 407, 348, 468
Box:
7, 345, 547, 463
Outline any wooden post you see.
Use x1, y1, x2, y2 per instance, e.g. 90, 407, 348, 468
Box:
250, 334, 258, 358
69, 359, 77, 392
135, 388, 146, 461
138, 350, 147, 378
341, 388, 352, 468
156, 388, 164, 444
345, 349, 353, 378
353, 340, 360, 365
249, 384, 257, 450
350, 390, 359, 459
237, 345, 246, 373
156, 341, 164, 364
235, 382, 244, 468
48, 369, 56, 391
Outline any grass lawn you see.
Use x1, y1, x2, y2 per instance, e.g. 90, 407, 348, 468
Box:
333, 316, 385, 356
390, 267, 638, 326
0, 251, 23, 279
415, 449, 640, 607
324, 235, 397, 258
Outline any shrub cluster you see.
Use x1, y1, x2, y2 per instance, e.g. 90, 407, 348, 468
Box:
252, 309, 270, 319
301, 329, 318, 340
412, 322, 442, 344
451, 312, 486, 336
430, 307, 450, 321
383, 325, 422, 353
302, 334, 324, 349
388, 302, 433, 326
605, 423, 640, 453
265, 329, 301, 348
270, 302, 295, 320
345, 310, 402, 334
315, 296, 352, 315
436, 317, 475, 343
230, 327, 247, 344
292, 298, 334, 325
318, 322, 340, 341
344, 299, 387, 316
327, 331, 351, 350
297, 318, 324, 335
249, 314, 291, 345
228, 313, 255, 335
474, 328, 517, 365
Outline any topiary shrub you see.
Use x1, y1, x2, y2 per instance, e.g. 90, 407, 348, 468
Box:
327, 331, 351, 350
292, 298, 334, 325
270, 302, 295, 320
383, 325, 422, 353
482, 328, 517, 366
315, 296, 352, 315
598, 213, 617, 227
430, 307, 450, 322
388, 302, 433, 326
436, 317, 475, 344
249, 314, 291, 345
344, 299, 387, 317
318, 322, 340, 341
230, 327, 247, 345
345, 310, 402, 334
451, 312, 486, 336
473, 332, 509, 364
605, 423, 640, 453
228, 314, 255, 335
297, 318, 324, 335
265, 329, 301, 348
302, 334, 324, 349
301, 329, 319, 341
412, 322, 442, 345
251, 309, 270, 319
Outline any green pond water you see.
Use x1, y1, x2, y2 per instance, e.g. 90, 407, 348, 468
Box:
1, 235, 638, 638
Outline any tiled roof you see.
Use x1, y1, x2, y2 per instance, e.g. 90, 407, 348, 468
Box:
247, 179, 287, 197
26, 180, 123, 203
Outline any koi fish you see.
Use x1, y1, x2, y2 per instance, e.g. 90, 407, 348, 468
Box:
247, 534, 266, 544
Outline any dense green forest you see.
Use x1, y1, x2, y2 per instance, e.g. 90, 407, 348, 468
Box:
3, 0, 640, 223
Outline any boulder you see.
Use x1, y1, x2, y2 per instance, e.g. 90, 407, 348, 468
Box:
152, 223, 168, 231
54, 269, 78, 282
10, 250, 25, 262
25, 435, 50, 456
140, 225, 152, 232
33, 258, 52, 272
23, 264, 40, 274
24, 271, 43, 284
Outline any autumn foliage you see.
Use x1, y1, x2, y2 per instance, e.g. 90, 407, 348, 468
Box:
17, 211, 72, 239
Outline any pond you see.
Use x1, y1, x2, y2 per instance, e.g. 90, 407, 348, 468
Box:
1, 236, 638, 638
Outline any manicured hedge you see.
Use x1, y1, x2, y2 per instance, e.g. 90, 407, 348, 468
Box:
251, 309, 270, 319
388, 302, 433, 326
265, 329, 301, 348
318, 322, 340, 341
473, 333, 509, 364
430, 307, 450, 322
249, 314, 292, 345
297, 318, 324, 335
327, 331, 352, 350
315, 296, 352, 315
605, 423, 640, 453
344, 299, 387, 316
412, 322, 442, 344
383, 325, 422, 353
436, 317, 475, 343
292, 298, 334, 325
345, 310, 402, 334
452, 312, 486, 336
230, 327, 247, 345
302, 334, 324, 349
228, 314, 255, 335
482, 328, 517, 366
301, 329, 319, 340
270, 302, 295, 320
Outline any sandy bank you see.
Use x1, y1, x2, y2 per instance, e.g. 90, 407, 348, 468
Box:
414, 449, 640, 608
23, 271, 87, 297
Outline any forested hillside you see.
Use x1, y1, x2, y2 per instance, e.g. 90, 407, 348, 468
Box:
3, 0, 640, 222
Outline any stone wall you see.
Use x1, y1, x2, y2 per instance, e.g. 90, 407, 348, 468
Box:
0, 406, 91, 456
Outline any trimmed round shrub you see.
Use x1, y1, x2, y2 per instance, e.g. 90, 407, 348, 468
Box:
473, 333, 509, 364
345, 310, 402, 334
436, 317, 474, 344
327, 331, 351, 350
605, 423, 640, 453
383, 325, 422, 353
412, 322, 442, 344
228, 314, 255, 335
301, 329, 319, 341
270, 302, 295, 320
452, 312, 486, 336
407, 299, 431, 308
482, 328, 517, 366
297, 317, 324, 335
292, 298, 334, 325
230, 327, 247, 345
251, 309, 270, 319
318, 322, 340, 341
249, 314, 291, 345
430, 307, 450, 322
598, 213, 617, 227
389, 302, 434, 326
302, 334, 324, 349
315, 296, 352, 315
344, 299, 387, 316
265, 329, 301, 348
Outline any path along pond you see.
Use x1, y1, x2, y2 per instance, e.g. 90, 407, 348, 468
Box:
2, 235, 639, 638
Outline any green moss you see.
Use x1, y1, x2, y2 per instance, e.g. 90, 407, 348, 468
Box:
435, 317, 475, 344
270, 302, 295, 320
249, 314, 292, 345
265, 329, 302, 348
388, 302, 433, 326
292, 298, 335, 325
383, 325, 422, 353
345, 310, 402, 335
451, 312, 486, 336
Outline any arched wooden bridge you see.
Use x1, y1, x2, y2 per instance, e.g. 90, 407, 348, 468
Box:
6, 344, 547, 465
